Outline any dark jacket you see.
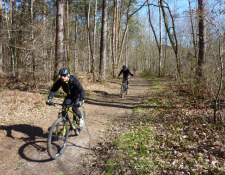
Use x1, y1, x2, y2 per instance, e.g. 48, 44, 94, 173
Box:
118, 68, 133, 78
48, 75, 85, 100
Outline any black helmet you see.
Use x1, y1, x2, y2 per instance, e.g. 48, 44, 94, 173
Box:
122, 65, 126, 69
59, 68, 70, 75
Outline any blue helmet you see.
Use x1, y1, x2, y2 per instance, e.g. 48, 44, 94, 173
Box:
122, 65, 126, 69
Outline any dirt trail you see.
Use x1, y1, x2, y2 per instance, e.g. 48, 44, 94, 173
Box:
0, 73, 151, 175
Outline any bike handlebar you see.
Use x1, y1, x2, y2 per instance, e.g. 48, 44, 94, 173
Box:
47, 102, 80, 108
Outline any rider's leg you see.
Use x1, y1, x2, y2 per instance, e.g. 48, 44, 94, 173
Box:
127, 76, 130, 89
64, 96, 82, 119
122, 78, 126, 84
72, 97, 82, 119
72, 96, 84, 127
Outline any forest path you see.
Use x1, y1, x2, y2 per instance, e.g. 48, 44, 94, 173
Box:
0, 72, 151, 175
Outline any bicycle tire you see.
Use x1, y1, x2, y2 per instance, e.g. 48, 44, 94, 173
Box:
47, 118, 69, 159
126, 87, 129, 95
73, 105, 86, 136
121, 83, 125, 98
126, 81, 129, 95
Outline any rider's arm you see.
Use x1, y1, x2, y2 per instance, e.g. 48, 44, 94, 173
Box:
72, 78, 85, 100
128, 69, 134, 76
118, 70, 122, 77
48, 79, 62, 99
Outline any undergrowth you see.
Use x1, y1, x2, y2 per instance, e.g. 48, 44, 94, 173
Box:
95, 73, 225, 175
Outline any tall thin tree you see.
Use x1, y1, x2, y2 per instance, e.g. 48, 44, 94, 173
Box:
100, 0, 108, 80
198, 0, 206, 78
0, 0, 2, 74
54, 0, 64, 81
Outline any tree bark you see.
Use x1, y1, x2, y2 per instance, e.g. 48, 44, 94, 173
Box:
198, 0, 206, 78
74, 0, 78, 73
54, 0, 64, 81
10, 0, 16, 80
112, 0, 118, 78
42, 0, 47, 80
92, 0, 97, 79
100, 0, 108, 80
159, 0, 162, 77
0, 0, 2, 74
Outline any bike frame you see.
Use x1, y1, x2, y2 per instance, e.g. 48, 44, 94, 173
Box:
56, 104, 79, 135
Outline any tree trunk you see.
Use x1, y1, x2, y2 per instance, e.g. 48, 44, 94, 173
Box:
86, 0, 91, 73
54, 0, 64, 81
92, 0, 97, 79
188, 0, 198, 61
74, 0, 78, 73
198, 0, 206, 78
160, 0, 180, 80
66, 0, 71, 70
42, 0, 47, 80
100, 0, 108, 80
31, 0, 36, 82
112, 0, 118, 78
159, 0, 162, 77
10, 0, 16, 81
0, 0, 2, 74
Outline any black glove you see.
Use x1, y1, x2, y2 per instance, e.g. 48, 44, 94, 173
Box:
46, 98, 52, 105
76, 101, 83, 107
131, 74, 134, 76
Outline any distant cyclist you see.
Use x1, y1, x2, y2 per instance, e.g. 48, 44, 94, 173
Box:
46, 68, 85, 127
117, 65, 133, 90
133, 67, 137, 75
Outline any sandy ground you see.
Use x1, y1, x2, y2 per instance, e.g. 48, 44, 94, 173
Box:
0, 72, 151, 175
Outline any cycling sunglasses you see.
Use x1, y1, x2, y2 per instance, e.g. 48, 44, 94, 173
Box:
61, 74, 68, 77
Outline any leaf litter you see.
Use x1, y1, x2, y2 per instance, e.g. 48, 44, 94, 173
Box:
93, 76, 225, 175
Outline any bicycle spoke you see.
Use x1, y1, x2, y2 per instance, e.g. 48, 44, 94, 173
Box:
47, 118, 68, 159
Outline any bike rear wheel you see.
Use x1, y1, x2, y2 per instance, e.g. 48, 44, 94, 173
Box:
47, 118, 69, 159
73, 105, 86, 136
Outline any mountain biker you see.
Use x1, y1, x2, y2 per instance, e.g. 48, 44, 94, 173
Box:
117, 65, 133, 90
46, 68, 85, 127
133, 67, 137, 75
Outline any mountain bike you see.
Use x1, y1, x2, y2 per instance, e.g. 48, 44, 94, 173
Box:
118, 77, 129, 98
47, 102, 86, 159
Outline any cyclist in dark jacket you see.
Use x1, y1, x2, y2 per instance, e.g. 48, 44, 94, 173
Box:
117, 65, 133, 89
46, 68, 85, 127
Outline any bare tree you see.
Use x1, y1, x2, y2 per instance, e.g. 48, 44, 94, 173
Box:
160, 0, 180, 80
0, 0, 2, 74
10, 0, 16, 81
100, 0, 108, 80
188, 0, 198, 61
147, 0, 162, 77
54, 0, 64, 81
198, 0, 206, 78
112, 0, 118, 78
92, 0, 97, 79
42, 0, 47, 79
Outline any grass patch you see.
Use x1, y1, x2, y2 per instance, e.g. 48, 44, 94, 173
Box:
18, 163, 26, 167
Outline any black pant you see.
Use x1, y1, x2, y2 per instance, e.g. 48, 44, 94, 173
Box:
64, 95, 82, 119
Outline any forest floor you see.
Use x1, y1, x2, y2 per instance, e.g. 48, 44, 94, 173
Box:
0, 72, 150, 175
0, 72, 225, 175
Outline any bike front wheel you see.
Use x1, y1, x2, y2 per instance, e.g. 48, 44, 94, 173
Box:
47, 118, 69, 159
126, 86, 129, 95
121, 83, 125, 98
